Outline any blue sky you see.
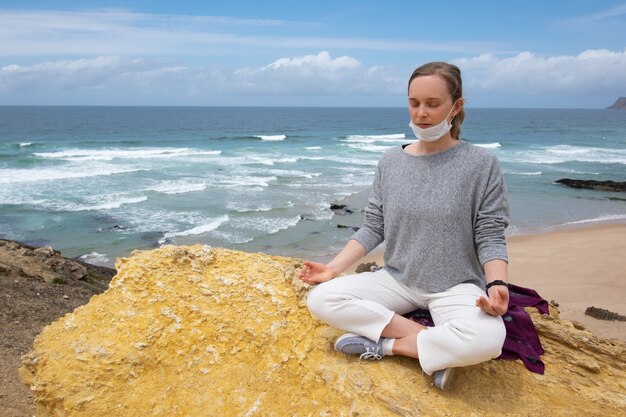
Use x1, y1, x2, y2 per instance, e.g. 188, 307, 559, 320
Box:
1, 1, 625, 107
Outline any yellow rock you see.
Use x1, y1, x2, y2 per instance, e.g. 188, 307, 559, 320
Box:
20, 245, 626, 416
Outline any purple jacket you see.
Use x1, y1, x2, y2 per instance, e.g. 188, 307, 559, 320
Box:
405, 283, 549, 374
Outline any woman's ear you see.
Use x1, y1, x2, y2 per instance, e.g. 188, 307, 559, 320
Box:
452, 98, 464, 117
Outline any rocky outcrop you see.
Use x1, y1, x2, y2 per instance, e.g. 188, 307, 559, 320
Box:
20, 246, 626, 416
555, 178, 626, 192
1, 239, 117, 417
0, 239, 115, 291
607, 97, 626, 110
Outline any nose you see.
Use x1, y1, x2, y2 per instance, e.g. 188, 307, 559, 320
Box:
417, 105, 428, 120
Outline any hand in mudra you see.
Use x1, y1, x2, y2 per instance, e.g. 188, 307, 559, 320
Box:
299, 261, 337, 286
476, 285, 509, 316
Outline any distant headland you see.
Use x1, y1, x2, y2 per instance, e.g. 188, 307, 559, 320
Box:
606, 97, 626, 110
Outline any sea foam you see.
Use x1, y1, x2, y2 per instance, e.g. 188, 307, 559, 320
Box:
160, 215, 230, 243
255, 135, 287, 141
34, 148, 221, 161
0, 167, 145, 184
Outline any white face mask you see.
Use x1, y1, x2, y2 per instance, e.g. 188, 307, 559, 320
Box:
409, 105, 456, 142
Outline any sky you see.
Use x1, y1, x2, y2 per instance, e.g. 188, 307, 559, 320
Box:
1, 1, 625, 108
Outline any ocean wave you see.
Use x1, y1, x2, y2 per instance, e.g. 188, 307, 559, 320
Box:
244, 155, 299, 165
344, 143, 392, 153
255, 135, 287, 141
79, 252, 111, 266
501, 145, 626, 165
226, 202, 273, 213
146, 180, 207, 195
231, 215, 301, 235
0, 166, 145, 184
305, 146, 322, 150
558, 214, 626, 227
19, 142, 33, 147
34, 147, 222, 161
343, 134, 406, 144
504, 170, 542, 176
323, 156, 378, 166
207, 175, 277, 188
53, 196, 148, 212
266, 169, 322, 179
475, 142, 501, 149
160, 215, 230, 243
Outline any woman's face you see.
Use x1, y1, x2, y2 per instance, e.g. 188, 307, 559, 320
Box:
408, 75, 459, 128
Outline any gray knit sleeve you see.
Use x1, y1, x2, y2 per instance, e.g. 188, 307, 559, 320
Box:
474, 157, 510, 265
351, 161, 385, 254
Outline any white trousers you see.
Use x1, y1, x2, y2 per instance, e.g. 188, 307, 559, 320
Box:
306, 268, 506, 375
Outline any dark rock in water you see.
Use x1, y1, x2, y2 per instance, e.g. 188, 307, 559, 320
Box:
141, 232, 166, 247
584, 306, 626, 322
111, 225, 128, 231
336, 224, 360, 231
606, 97, 626, 110
330, 203, 353, 215
355, 261, 379, 273
555, 179, 626, 192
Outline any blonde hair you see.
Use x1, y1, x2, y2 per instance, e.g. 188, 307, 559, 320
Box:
408, 62, 465, 140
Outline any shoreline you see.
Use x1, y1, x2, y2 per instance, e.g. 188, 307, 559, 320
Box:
341, 222, 626, 341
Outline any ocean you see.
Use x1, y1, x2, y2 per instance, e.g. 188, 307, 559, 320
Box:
1, 106, 625, 267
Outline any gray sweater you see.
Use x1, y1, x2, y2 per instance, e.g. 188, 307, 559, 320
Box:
351, 141, 509, 292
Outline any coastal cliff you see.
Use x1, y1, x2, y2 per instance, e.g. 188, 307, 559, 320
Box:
20, 245, 626, 417
606, 97, 626, 110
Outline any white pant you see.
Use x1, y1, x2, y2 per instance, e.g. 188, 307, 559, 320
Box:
306, 268, 506, 375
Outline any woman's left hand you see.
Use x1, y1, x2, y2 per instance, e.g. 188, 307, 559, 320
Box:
476, 285, 509, 317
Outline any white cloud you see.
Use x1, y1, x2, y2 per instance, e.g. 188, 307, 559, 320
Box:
454, 49, 626, 99
0, 52, 404, 103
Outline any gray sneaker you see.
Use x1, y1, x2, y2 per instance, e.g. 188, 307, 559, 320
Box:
334, 333, 387, 360
433, 368, 455, 390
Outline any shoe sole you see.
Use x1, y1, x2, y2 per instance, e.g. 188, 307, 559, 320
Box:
334, 333, 360, 351
434, 368, 455, 390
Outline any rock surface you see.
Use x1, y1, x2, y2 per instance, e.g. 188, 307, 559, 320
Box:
1, 239, 116, 417
555, 178, 626, 192
20, 245, 626, 416
606, 97, 626, 110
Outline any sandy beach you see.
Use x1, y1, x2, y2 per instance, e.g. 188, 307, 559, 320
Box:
344, 223, 626, 341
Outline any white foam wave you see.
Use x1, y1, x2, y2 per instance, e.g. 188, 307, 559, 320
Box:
209, 230, 254, 244
343, 134, 406, 144
160, 215, 230, 242
56, 196, 148, 212
323, 156, 378, 166
207, 175, 277, 188
19, 142, 32, 147
79, 252, 110, 266
305, 146, 322, 150
501, 145, 626, 165
244, 155, 299, 166
255, 135, 286, 141
266, 169, 322, 179
345, 143, 391, 153
146, 180, 206, 195
34, 148, 222, 161
558, 214, 626, 227
0, 166, 145, 184
504, 170, 542, 176
226, 202, 273, 213
475, 142, 501, 149
231, 215, 301, 235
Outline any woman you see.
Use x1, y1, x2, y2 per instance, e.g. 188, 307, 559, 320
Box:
299, 62, 510, 390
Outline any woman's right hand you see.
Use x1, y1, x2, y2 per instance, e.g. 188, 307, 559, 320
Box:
299, 261, 338, 286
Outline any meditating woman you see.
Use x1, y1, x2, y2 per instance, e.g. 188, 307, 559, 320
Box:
299, 61, 510, 390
